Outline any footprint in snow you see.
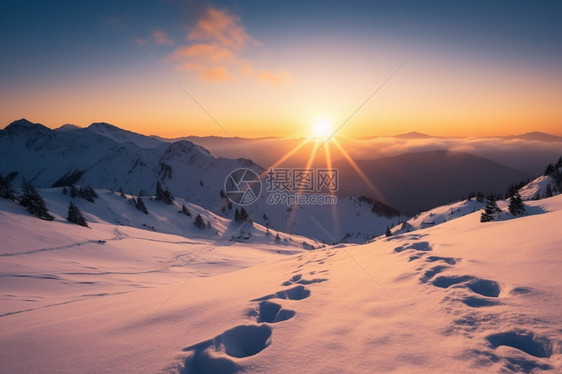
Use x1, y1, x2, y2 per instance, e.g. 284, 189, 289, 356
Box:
432, 275, 501, 298
252, 285, 311, 302
393, 241, 432, 253
248, 301, 295, 323
282, 274, 328, 287
180, 324, 272, 374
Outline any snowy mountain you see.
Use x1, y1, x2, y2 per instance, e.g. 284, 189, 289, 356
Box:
0, 119, 401, 243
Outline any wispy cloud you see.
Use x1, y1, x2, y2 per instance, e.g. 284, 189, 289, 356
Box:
137, 29, 174, 46
258, 69, 293, 88
187, 7, 258, 50
153, 30, 174, 46
169, 6, 290, 85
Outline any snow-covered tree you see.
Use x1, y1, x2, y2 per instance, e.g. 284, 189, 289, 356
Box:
67, 201, 88, 227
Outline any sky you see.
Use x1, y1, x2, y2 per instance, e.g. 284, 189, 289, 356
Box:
1, 0, 561, 138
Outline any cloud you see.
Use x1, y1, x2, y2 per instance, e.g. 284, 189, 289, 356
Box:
187, 7, 258, 50
172, 43, 234, 63
152, 30, 173, 46
137, 29, 174, 46
136, 37, 148, 46
183, 63, 235, 82
169, 6, 290, 85
258, 69, 293, 88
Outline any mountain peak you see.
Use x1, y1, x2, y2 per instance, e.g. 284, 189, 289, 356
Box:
505, 131, 562, 142
164, 140, 211, 159
55, 124, 82, 132
88, 122, 119, 131
394, 131, 432, 139
4, 118, 50, 133
86, 122, 163, 148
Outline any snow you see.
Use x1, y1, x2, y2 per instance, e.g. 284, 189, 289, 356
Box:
1, 191, 561, 373
390, 198, 487, 235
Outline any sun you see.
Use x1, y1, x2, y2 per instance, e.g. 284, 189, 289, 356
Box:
312, 118, 333, 139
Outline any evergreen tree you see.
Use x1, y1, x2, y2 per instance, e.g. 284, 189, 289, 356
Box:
180, 203, 191, 216
135, 197, 149, 214
481, 199, 500, 222
275, 233, 281, 241
119, 187, 126, 198
67, 201, 88, 227
544, 184, 553, 198
0, 175, 16, 201
545, 163, 555, 176
20, 179, 54, 221
69, 184, 78, 198
508, 192, 525, 216
400, 220, 412, 232
476, 192, 484, 203
155, 181, 173, 204
78, 185, 98, 202
220, 189, 226, 198
194, 214, 205, 229
239, 207, 249, 222
385, 226, 392, 237
234, 208, 240, 222
556, 157, 562, 169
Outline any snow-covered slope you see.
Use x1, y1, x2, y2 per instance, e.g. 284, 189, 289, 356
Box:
0, 119, 402, 242
1, 191, 561, 373
390, 198, 487, 235
519, 168, 561, 200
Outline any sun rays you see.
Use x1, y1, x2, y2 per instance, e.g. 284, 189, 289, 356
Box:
259, 127, 385, 237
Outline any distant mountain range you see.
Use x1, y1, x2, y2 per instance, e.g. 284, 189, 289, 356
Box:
0, 119, 401, 243
3, 118, 555, 231
504, 131, 562, 142
335, 150, 532, 215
